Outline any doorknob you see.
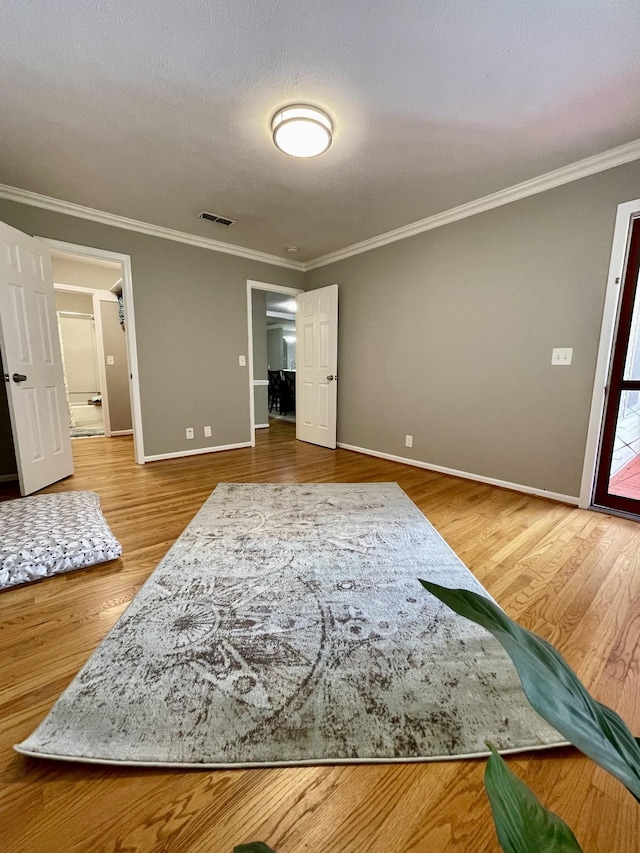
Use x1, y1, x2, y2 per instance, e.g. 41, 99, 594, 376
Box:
326, 375, 334, 381
12, 373, 27, 383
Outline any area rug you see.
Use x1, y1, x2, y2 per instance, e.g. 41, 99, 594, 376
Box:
15, 483, 565, 767
70, 427, 105, 438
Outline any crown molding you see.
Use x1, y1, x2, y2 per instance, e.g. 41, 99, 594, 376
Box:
304, 138, 640, 270
0, 183, 306, 271
3, 138, 640, 274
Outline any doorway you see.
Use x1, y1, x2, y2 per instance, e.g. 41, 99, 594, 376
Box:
592, 214, 640, 516
246, 279, 303, 441
41, 238, 145, 464
266, 295, 298, 425
51, 251, 129, 441
56, 292, 105, 437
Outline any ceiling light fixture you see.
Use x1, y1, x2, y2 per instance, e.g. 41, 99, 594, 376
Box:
271, 105, 333, 158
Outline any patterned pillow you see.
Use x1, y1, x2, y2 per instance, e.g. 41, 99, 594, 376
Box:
0, 491, 122, 590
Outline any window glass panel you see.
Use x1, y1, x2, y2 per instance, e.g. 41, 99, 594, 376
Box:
608, 390, 640, 498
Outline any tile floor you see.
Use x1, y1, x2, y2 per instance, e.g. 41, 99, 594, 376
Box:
609, 453, 640, 500
611, 408, 640, 475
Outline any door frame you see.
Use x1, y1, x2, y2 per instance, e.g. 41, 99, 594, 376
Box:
39, 238, 145, 464
580, 197, 640, 509
246, 279, 303, 444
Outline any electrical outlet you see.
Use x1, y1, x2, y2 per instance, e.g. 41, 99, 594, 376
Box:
551, 347, 573, 365
186, 427, 194, 440
204, 425, 212, 437
405, 434, 413, 448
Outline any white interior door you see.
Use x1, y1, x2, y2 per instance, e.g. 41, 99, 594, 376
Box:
296, 284, 338, 448
0, 221, 74, 495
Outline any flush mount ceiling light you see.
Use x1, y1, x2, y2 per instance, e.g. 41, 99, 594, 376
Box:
271, 105, 333, 158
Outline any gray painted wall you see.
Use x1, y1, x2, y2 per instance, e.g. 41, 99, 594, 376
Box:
251, 290, 269, 426
254, 385, 269, 427
306, 159, 640, 498
101, 301, 132, 432
1, 157, 639, 493
0, 199, 304, 458
267, 327, 284, 370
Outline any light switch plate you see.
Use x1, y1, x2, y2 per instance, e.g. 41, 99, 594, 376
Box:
551, 347, 573, 365
106, 355, 115, 365
239, 355, 246, 366
204, 425, 212, 437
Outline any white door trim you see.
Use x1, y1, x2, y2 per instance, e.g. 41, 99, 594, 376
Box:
246, 279, 303, 444
53, 282, 118, 300
40, 238, 145, 464
579, 197, 640, 508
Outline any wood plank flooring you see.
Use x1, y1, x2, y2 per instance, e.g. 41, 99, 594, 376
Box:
2, 420, 640, 852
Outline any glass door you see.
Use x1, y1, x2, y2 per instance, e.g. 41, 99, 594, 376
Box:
593, 215, 640, 515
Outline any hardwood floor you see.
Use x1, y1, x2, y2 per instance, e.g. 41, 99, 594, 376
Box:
2, 420, 640, 852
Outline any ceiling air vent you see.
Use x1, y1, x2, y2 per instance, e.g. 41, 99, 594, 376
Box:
197, 211, 237, 227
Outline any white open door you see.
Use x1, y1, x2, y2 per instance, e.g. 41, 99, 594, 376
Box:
296, 284, 338, 448
0, 221, 74, 495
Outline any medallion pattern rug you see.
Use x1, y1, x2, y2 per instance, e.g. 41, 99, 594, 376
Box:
16, 483, 564, 767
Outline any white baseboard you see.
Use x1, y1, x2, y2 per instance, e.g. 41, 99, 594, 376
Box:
337, 443, 580, 505
254, 423, 270, 429
110, 430, 133, 436
0, 473, 18, 482
144, 441, 252, 462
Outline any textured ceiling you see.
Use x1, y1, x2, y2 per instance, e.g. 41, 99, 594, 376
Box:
2, 0, 640, 262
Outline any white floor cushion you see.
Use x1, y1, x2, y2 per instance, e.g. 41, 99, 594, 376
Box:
0, 491, 122, 590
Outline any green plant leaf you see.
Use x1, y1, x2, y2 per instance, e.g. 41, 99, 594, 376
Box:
484, 743, 583, 852
419, 580, 640, 801
233, 844, 276, 853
